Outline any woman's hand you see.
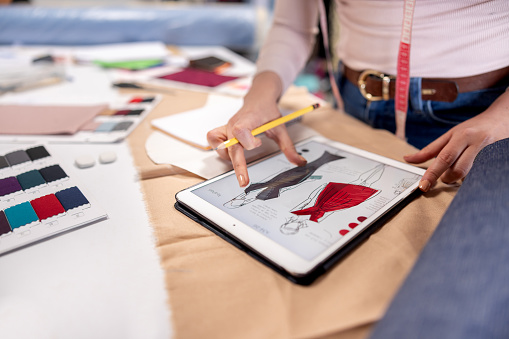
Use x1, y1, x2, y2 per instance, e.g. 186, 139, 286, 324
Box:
404, 91, 509, 192
207, 72, 306, 187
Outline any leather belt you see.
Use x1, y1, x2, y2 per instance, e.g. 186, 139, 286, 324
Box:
343, 64, 509, 103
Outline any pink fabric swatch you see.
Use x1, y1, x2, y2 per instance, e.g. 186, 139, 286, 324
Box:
157, 68, 238, 87
0, 104, 106, 135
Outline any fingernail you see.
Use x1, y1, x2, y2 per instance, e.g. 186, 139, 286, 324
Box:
299, 155, 307, 165
238, 174, 247, 187
419, 179, 431, 192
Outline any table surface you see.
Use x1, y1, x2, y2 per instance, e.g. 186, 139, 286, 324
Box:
0, 44, 460, 339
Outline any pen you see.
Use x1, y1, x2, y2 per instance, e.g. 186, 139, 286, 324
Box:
214, 103, 320, 150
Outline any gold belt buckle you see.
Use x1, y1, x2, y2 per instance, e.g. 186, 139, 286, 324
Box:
358, 69, 395, 101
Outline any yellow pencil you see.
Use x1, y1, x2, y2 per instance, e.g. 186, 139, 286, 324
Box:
214, 103, 320, 150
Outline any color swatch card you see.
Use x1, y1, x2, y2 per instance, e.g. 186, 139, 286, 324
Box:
0, 145, 107, 256
0, 94, 161, 144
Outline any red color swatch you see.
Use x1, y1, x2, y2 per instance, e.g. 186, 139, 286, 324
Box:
31, 194, 65, 220
158, 68, 238, 88
129, 97, 144, 103
339, 229, 349, 236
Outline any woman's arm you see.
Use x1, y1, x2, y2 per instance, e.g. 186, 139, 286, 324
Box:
207, 0, 320, 187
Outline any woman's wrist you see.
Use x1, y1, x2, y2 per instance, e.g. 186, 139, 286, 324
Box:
244, 71, 283, 105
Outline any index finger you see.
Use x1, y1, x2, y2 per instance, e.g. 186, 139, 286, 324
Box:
419, 140, 465, 192
228, 143, 250, 187
404, 132, 451, 164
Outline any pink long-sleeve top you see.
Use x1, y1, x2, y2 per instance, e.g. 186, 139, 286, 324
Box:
256, 0, 509, 92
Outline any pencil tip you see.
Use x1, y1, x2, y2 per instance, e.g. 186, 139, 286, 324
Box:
214, 143, 226, 151
312, 103, 320, 109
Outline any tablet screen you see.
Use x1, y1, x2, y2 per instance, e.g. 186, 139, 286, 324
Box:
191, 140, 421, 261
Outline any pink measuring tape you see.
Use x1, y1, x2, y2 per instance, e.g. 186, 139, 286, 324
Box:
318, 0, 343, 110
319, 0, 416, 140
395, 0, 416, 140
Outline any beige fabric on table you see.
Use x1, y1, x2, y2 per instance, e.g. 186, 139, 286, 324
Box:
127, 88, 458, 339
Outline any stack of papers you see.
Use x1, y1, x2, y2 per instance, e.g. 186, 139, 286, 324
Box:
151, 94, 243, 150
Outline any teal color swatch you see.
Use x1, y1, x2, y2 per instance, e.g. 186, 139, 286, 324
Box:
17, 170, 46, 190
5, 202, 39, 229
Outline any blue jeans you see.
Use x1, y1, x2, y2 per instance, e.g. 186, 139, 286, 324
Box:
337, 63, 509, 149
368, 138, 509, 339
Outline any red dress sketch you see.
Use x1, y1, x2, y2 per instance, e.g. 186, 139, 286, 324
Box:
280, 164, 384, 235
291, 183, 378, 222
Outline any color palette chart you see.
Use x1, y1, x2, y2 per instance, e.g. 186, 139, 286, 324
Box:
78, 94, 162, 143
0, 145, 107, 255
0, 94, 161, 144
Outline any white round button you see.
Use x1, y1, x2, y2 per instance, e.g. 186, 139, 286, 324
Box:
99, 151, 117, 164
75, 155, 96, 169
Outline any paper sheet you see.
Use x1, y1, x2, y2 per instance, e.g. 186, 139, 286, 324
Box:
0, 142, 171, 339
150, 92, 317, 150
145, 124, 318, 179
72, 41, 169, 63
151, 94, 244, 150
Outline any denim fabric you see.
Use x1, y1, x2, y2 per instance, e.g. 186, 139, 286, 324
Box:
337, 63, 509, 149
369, 138, 509, 339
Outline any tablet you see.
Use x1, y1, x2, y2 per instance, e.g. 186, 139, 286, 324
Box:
175, 136, 425, 285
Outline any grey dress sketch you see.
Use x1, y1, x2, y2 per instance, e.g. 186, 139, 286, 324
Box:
223, 151, 345, 209
244, 151, 345, 201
